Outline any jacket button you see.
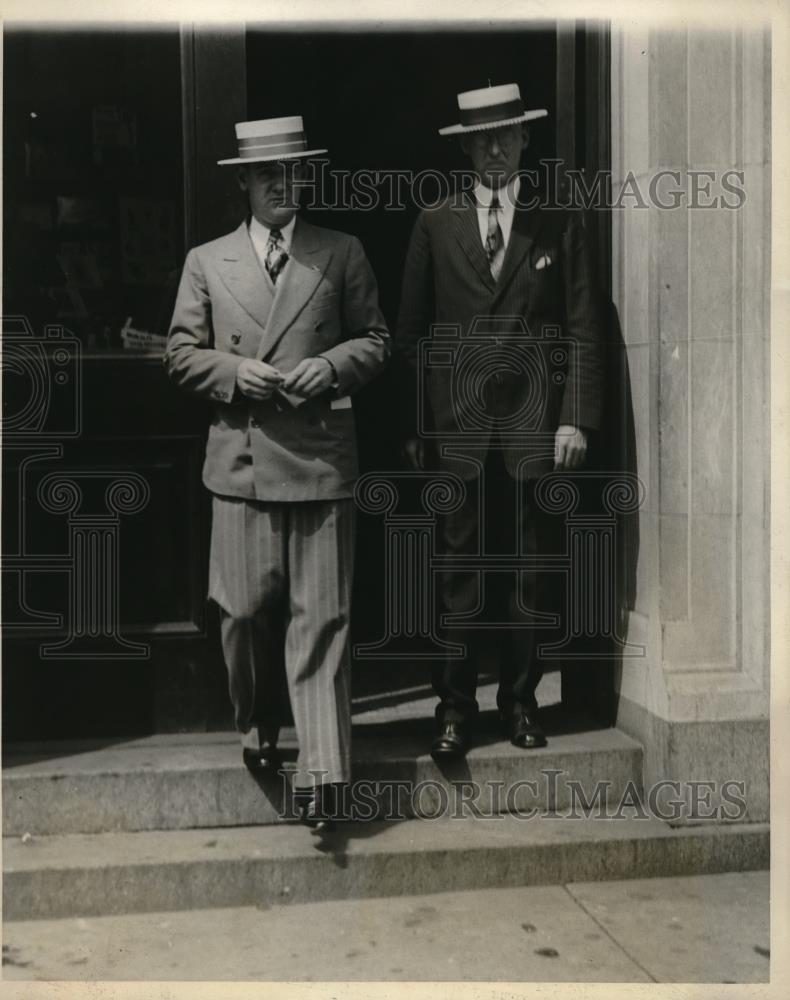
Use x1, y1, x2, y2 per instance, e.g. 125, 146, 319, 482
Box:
231, 333, 241, 344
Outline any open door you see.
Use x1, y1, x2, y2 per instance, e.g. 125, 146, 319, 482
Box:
244, 22, 617, 726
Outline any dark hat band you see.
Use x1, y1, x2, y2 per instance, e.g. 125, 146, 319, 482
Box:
459, 98, 525, 127
237, 132, 308, 157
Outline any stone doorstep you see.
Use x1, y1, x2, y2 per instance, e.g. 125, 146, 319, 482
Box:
3, 727, 643, 835
2, 814, 769, 922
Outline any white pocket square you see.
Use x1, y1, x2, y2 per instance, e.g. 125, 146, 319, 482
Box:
534, 254, 553, 270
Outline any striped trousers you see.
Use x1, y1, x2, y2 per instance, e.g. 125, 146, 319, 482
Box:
208, 494, 355, 788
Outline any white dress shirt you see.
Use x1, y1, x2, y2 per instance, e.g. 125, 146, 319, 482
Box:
248, 214, 297, 276
474, 174, 521, 251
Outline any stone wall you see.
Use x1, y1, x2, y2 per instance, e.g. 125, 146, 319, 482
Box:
610, 25, 771, 820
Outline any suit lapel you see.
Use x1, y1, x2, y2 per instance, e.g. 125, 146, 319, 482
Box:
215, 222, 277, 332
452, 195, 497, 293
256, 218, 331, 361
492, 205, 542, 305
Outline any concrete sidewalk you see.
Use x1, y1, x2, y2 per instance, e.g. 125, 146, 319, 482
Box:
2, 870, 769, 983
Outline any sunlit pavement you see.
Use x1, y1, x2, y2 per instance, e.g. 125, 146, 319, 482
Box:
3, 870, 769, 983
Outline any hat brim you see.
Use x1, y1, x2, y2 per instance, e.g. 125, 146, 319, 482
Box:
217, 148, 328, 165
438, 109, 548, 136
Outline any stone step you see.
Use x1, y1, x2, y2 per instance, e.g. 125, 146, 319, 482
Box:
4, 720, 642, 835
3, 813, 768, 922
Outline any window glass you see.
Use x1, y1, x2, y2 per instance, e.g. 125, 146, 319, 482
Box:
3, 26, 183, 354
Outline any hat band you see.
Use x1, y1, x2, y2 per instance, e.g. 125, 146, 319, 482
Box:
459, 98, 525, 127
237, 132, 308, 157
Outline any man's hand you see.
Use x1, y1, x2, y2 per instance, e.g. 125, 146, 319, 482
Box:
236, 359, 283, 400
281, 357, 335, 399
402, 437, 425, 470
554, 425, 588, 470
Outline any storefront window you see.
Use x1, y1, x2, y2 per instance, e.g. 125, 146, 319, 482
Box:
3, 26, 183, 355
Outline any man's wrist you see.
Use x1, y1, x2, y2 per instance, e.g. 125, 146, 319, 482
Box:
319, 356, 340, 389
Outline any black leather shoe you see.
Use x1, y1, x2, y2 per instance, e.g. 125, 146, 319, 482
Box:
431, 720, 469, 759
300, 785, 336, 833
506, 709, 547, 749
242, 744, 283, 774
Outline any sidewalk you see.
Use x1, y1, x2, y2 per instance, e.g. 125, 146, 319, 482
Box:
3, 870, 769, 983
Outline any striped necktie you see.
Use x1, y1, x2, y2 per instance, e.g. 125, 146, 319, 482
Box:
484, 195, 504, 280
264, 227, 289, 283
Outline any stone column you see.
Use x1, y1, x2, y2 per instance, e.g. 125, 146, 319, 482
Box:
610, 25, 770, 820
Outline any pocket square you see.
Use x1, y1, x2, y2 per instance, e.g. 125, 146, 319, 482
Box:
534, 254, 553, 270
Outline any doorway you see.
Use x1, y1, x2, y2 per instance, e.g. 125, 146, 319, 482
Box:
245, 24, 618, 726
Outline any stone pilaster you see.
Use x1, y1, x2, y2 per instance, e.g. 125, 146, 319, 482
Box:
610, 26, 770, 820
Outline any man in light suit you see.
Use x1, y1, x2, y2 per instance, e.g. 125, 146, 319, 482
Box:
166, 116, 390, 829
397, 84, 603, 758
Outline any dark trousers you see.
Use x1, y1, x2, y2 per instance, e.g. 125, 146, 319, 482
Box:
433, 446, 563, 724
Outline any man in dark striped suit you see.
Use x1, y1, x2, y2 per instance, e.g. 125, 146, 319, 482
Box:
166, 117, 390, 829
396, 83, 603, 758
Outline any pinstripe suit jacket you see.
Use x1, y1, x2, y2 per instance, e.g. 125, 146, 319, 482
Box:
166, 218, 391, 501
396, 195, 603, 479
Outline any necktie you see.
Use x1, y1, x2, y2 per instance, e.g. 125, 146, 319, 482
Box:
484, 195, 504, 280
264, 227, 289, 283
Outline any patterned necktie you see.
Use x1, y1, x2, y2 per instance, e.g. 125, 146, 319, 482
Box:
264, 227, 289, 283
484, 195, 505, 280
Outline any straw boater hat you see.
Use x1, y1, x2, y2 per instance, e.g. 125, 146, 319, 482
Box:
217, 116, 327, 165
438, 83, 547, 136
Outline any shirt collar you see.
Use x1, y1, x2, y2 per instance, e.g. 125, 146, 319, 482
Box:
474, 174, 521, 210
248, 213, 297, 250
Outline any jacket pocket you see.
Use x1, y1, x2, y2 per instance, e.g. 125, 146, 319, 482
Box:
307, 290, 339, 312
